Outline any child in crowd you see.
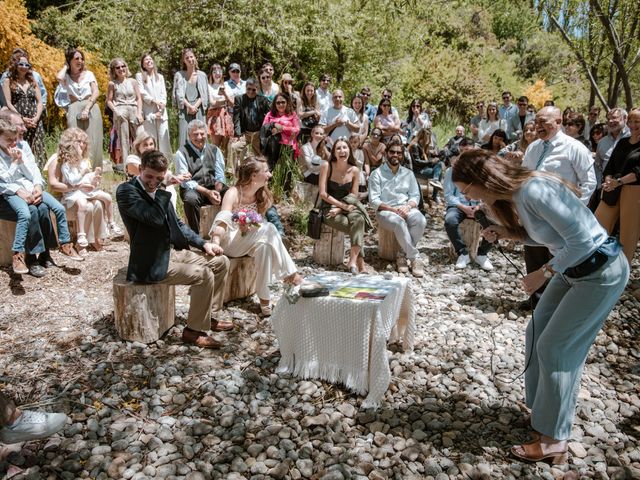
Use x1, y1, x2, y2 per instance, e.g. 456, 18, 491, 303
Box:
60, 138, 122, 247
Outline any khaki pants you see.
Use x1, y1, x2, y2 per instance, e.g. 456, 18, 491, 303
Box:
230, 131, 261, 174
159, 250, 229, 332
595, 184, 640, 264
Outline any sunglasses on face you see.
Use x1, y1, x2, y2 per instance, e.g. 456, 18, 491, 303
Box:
388, 149, 403, 156
260, 76, 270, 80
230, 69, 240, 73
275, 100, 286, 105
382, 95, 391, 99
115, 65, 126, 70
17, 62, 31, 68
372, 133, 381, 138
283, 81, 292, 85
502, 96, 510, 100
361, 92, 370, 96
246, 87, 257, 92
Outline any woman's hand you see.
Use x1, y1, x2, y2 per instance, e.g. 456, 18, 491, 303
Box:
80, 108, 90, 120
481, 225, 509, 243
522, 269, 547, 296
9, 147, 23, 163
326, 207, 342, 218
602, 176, 618, 192
80, 183, 96, 193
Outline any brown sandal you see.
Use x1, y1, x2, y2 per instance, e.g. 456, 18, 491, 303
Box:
511, 439, 568, 464
212, 318, 234, 332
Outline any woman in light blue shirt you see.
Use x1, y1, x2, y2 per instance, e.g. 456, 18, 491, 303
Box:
452, 150, 628, 464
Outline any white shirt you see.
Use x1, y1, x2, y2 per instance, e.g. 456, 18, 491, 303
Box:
319, 106, 359, 141
62, 71, 97, 101
135, 72, 168, 121
522, 131, 596, 204
316, 88, 332, 114
0, 141, 43, 195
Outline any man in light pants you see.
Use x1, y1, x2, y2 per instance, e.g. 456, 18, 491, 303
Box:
368, 139, 426, 277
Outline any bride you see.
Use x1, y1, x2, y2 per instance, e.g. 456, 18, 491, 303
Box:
210, 156, 302, 315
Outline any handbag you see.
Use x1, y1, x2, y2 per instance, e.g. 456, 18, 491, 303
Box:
306, 162, 331, 239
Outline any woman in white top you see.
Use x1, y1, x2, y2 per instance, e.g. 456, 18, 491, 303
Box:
478, 102, 507, 143
173, 48, 209, 147
55, 48, 104, 168
350, 94, 369, 145
299, 125, 330, 184
135, 53, 171, 157
206, 63, 234, 153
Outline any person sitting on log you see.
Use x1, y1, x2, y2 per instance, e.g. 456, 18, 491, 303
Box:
116, 150, 232, 348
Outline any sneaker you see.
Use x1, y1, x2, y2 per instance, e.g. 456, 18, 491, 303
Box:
59, 243, 85, 261
411, 257, 425, 278
28, 263, 46, 278
109, 222, 123, 237
396, 256, 409, 273
12, 252, 28, 274
455, 253, 470, 269
475, 255, 494, 271
38, 252, 56, 268
0, 410, 68, 444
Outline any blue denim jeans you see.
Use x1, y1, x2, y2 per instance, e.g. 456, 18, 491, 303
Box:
265, 205, 285, 236
1, 192, 71, 252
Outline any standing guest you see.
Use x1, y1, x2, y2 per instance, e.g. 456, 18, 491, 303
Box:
406, 99, 431, 142
481, 129, 508, 154
350, 94, 369, 144
380, 88, 399, 116
224, 63, 246, 108
175, 119, 226, 234
584, 105, 601, 139
279, 73, 300, 109
442, 125, 466, 161
469, 101, 485, 143
521, 106, 596, 307
453, 150, 628, 464
362, 127, 386, 172
444, 137, 493, 270
561, 106, 575, 128
595, 108, 640, 264
498, 91, 518, 122
319, 89, 360, 143
230, 78, 270, 170
316, 74, 332, 114
563, 112, 591, 148
0, 48, 47, 109
2, 51, 46, 166
360, 86, 376, 124
499, 121, 537, 164
0, 117, 83, 276
206, 63, 234, 154
319, 138, 372, 274
369, 140, 426, 277
544, 100, 555, 107
589, 122, 606, 153
478, 102, 507, 143
300, 125, 329, 185
106, 58, 144, 163
210, 157, 302, 316
136, 53, 171, 157
261, 63, 279, 92
55, 48, 103, 168
173, 48, 209, 148
257, 68, 278, 103
117, 150, 231, 347
594, 108, 629, 185
374, 99, 401, 142
297, 81, 321, 141
506, 96, 535, 142
47, 128, 107, 254
261, 92, 301, 170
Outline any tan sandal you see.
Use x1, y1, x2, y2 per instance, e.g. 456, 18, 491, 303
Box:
511, 439, 568, 464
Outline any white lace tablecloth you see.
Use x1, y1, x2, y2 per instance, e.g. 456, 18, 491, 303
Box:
272, 275, 415, 408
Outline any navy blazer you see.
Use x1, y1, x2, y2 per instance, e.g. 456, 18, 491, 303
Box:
116, 178, 205, 283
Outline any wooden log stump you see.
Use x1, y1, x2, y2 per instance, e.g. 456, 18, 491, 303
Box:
448, 219, 481, 261
0, 220, 16, 267
113, 268, 177, 343
224, 256, 257, 303
417, 178, 432, 207
313, 223, 345, 266
378, 226, 401, 261
293, 182, 320, 207
199, 204, 221, 240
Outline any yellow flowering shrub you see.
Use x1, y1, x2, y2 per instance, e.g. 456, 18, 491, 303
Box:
524, 79, 554, 110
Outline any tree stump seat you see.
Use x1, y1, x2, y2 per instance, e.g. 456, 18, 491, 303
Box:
293, 182, 319, 207
312, 223, 345, 266
0, 219, 17, 267
378, 226, 401, 261
224, 256, 257, 303
199, 204, 221, 240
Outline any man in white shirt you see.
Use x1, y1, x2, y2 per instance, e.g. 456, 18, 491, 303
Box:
368, 140, 426, 277
521, 106, 596, 307
224, 63, 245, 115
594, 108, 629, 185
316, 74, 332, 114
319, 90, 360, 143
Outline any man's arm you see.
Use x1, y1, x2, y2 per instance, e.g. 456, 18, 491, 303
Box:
214, 147, 226, 185
116, 182, 169, 228
572, 144, 597, 204
174, 150, 199, 190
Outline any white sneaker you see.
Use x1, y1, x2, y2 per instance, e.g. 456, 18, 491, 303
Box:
455, 254, 470, 269
410, 257, 425, 278
396, 255, 409, 273
475, 255, 494, 271
0, 410, 68, 444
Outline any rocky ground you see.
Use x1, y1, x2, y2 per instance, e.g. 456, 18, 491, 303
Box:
0, 205, 639, 480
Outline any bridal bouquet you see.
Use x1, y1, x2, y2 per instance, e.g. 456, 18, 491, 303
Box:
232, 208, 263, 236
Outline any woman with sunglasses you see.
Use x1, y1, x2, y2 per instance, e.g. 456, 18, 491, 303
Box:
373, 99, 401, 142
206, 63, 234, 152
297, 82, 321, 142
173, 48, 209, 147
106, 58, 144, 163
453, 150, 628, 464
2, 51, 45, 167
56, 48, 104, 168
279, 73, 300, 109
350, 94, 369, 145
406, 99, 431, 142
362, 127, 386, 172
261, 93, 300, 170
478, 102, 507, 143
258, 68, 279, 103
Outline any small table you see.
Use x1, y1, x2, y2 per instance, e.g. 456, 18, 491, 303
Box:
272, 274, 415, 408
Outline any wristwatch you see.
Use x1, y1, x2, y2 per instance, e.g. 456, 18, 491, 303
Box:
542, 263, 555, 278
616, 178, 624, 186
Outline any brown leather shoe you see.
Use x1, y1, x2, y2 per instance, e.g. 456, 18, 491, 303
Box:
182, 328, 221, 349
211, 318, 234, 332
12, 252, 29, 274
59, 243, 84, 261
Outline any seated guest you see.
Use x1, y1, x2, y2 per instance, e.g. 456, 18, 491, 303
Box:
443, 137, 493, 270
300, 125, 329, 185
349, 134, 368, 192
47, 127, 107, 254
0, 114, 83, 276
563, 112, 591, 148
481, 129, 508, 154
230, 78, 270, 172
175, 119, 226, 234
210, 157, 302, 316
116, 150, 231, 346
319, 89, 360, 144
406, 99, 431, 142
362, 128, 386, 172
319, 138, 372, 273
499, 121, 536, 164
409, 128, 444, 203
0, 391, 67, 444
368, 140, 426, 277
443, 125, 466, 162
373, 98, 401, 142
